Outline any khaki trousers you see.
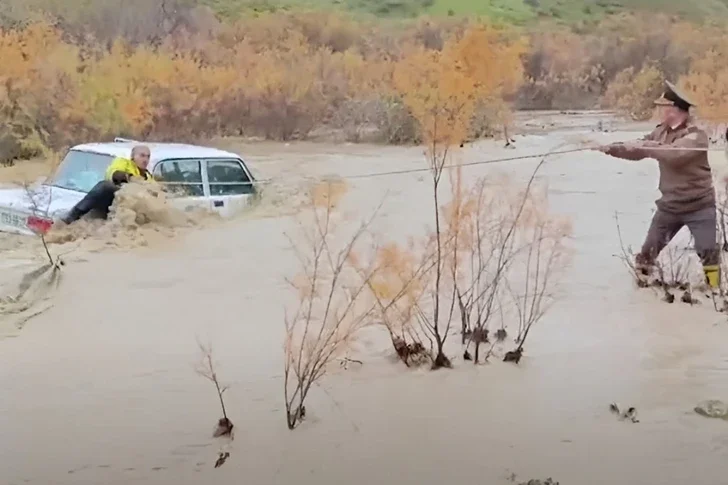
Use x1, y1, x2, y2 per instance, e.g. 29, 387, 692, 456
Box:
636, 206, 720, 287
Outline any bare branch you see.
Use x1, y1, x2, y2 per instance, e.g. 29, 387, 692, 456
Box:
283, 181, 395, 429
195, 340, 234, 438
22, 181, 59, 267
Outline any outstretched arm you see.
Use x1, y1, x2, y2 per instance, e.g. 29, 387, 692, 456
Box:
602, 142, 649, 160
639, 129, 709, 166
600, 126, 662, 160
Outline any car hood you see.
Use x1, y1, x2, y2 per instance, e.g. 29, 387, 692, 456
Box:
0, 185, 85, 217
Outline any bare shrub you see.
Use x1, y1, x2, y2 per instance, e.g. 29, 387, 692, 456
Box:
358, 241, 434, 367
0, 126, 23, 167
614, 212, 652, 289
329, 98, 377, 143
711, 174, 728, 310
516, 29, 603, 110
517, 15, 706, 111
448, 174, 524, 364
370, 97, 420, 144
655, 244, 693, 290
613, 212, 693, 303
504, 188, 572, 363
42, 0, 208, 46
329, 97, 419, 144
283, 180, 382, 429
195, 341, 234, 438
717, 175, 728, 253
290, 12, 363, 53
411, 19, 447, 51
468, 100, 512, 141
446, 155, 572, 365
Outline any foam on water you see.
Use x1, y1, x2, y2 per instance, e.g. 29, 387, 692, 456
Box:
45, 181, 217, 250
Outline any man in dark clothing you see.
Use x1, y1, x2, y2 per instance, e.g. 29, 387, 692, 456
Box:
61, 145, 154, 224
600, 81, 719, 289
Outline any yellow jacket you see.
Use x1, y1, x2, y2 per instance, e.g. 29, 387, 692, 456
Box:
104, 157, 155, 183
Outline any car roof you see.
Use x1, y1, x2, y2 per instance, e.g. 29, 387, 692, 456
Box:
69, 141, 243, 167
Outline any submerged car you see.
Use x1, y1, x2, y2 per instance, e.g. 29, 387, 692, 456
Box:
0, 138, 258, 236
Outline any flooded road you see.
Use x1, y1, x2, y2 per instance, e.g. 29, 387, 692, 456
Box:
3, 116, 728, 485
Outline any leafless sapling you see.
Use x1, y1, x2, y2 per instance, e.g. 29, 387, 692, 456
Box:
283, 181, 380, 429
22, 181, 61, 268
195, 341, 234, 438
452, 156, 555, 364
449, 175, 519, 364
504, 199, 572, 364
614, 212, 655, 291
421, 130, 459, 369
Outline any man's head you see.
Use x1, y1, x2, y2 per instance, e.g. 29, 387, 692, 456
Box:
130, 145, 151, 170
654, 81, 694, 128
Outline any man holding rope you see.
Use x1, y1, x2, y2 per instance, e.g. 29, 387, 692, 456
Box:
600, 81, 720, 290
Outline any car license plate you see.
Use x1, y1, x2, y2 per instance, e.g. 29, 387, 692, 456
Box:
0, 210, 26, 229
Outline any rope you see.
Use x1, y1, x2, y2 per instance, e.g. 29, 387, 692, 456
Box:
248, 144, 728, 187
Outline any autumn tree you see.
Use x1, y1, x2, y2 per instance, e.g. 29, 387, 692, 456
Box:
680, 41, 728, 124
445, 25, 526, 138
0, 23, 73, 157
392, 23, 525, 369
602, 63, 664, 121
393, 48, 472, 369
4, 13, 728, 160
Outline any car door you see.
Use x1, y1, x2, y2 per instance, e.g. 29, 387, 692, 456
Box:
152, 159, 209, 212
205, 158, 257, 217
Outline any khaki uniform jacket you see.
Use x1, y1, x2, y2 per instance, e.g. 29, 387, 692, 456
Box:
608, 121, 714, 214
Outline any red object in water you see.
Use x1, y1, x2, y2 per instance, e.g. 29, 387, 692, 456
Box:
26, 215, 53, 235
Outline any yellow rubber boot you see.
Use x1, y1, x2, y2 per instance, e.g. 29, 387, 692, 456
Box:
704, 265, 721, 289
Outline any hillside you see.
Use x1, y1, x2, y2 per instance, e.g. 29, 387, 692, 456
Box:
200, 0, 728, 21
3, 0, 728, 25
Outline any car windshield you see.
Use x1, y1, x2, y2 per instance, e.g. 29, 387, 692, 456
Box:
50, 150, 114, 193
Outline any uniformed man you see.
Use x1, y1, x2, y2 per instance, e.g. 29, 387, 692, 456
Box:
599, 81, 720, 290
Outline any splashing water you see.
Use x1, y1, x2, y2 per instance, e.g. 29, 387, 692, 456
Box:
239, 175, 349, 220
0, 261, 62, 339
45, 181, 218, 249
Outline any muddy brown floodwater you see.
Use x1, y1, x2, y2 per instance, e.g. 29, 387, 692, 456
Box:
3, 113, 728, 485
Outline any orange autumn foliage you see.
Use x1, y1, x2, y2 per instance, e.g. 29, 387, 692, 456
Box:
602, 63, 664, 121
2, 12, 728, 164
679, 42, 728, 123
393, 25, 526, 148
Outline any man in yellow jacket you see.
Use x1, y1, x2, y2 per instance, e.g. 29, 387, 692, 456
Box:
61, 145, 154, 224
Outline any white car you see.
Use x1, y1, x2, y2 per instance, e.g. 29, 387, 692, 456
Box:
0, 138, 258, 236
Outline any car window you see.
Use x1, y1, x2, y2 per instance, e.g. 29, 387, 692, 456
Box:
51, 150, 114, 193
153, 160, 204, 197
207, 159, 254, 196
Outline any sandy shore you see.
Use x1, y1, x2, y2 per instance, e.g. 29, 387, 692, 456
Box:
2, 114, 728, 485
